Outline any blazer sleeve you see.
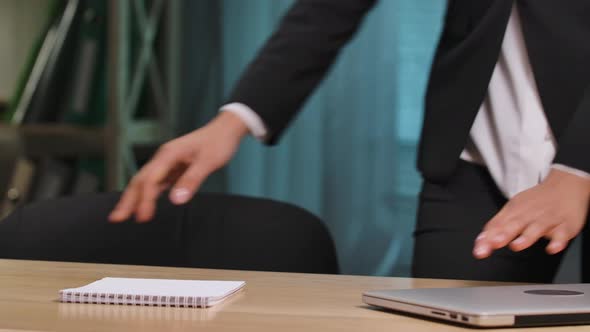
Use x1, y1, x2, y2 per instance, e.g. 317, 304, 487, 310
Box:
225, 0, 377, 144
553, 84, 590, 174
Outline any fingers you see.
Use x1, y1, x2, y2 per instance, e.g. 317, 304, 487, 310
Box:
473, 204, 530, 259
474, 215, 578, 259
473, 232, 493, 259
508, 220, 555, 252
169, 159, 218, 205
109, 156, 211, 222
107, 116, 245, 223
134, 182, 166, 223
471, 171, 589, 260
546, 226, 575, 255
108, 179, 141, 223
475, 218, 577, 258
473, 231, 516, 259
133, 155, 186, 222
109, 146, 184, 223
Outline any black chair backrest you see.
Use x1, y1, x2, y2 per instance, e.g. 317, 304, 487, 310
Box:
0, 192, 339, 274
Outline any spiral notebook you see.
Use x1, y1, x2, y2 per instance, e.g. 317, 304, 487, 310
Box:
59, 277, 245, 308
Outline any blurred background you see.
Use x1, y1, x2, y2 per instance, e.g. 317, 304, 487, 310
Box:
3, 0, 577, 279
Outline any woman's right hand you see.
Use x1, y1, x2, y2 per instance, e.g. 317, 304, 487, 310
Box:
108, 111, 250, 223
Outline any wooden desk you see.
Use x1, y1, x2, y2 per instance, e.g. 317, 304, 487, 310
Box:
0, 259, 579, 332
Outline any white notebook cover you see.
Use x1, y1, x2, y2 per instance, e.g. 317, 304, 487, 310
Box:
59, 277, 245, 307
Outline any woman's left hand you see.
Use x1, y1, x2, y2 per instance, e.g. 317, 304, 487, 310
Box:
473, 168, 590, 259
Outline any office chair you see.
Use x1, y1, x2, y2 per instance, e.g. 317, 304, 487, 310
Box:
0, 192, 339, 274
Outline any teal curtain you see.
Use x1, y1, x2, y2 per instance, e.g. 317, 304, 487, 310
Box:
221, 0, 445, 276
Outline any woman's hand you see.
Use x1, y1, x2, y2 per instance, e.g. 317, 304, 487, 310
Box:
108, 112, 249, 222
473, 169, 590, 258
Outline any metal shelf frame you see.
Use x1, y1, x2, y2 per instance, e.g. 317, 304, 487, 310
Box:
107, 0, 180, 190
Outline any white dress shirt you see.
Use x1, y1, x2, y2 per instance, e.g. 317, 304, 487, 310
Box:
460, 5, 589, 197
221, 5, 589, 199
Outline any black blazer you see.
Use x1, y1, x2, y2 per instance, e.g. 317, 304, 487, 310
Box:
227, 0, 590, 183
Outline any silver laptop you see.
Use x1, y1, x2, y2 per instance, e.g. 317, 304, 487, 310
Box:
363, 284, 590, 327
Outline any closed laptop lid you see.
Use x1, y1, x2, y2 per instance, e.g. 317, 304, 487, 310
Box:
363, 284, 590, 327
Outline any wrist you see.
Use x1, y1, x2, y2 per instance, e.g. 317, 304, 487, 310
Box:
545, 169, 590, 199
213, 111, 250, 139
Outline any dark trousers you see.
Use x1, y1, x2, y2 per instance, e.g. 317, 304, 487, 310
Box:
412, 161, 571, 283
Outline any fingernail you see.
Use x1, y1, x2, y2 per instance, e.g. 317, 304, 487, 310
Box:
511, 237, 525, 246
108, 210, 123, 221
171, 188, 190, 204
476, 232, 487, 241
474, 245, 490, 258
548, 241, 564, 253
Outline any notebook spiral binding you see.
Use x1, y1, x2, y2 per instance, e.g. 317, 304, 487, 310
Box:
59, 291, 210, 307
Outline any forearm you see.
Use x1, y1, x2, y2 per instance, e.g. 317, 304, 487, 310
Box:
226, 0, 377, 144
